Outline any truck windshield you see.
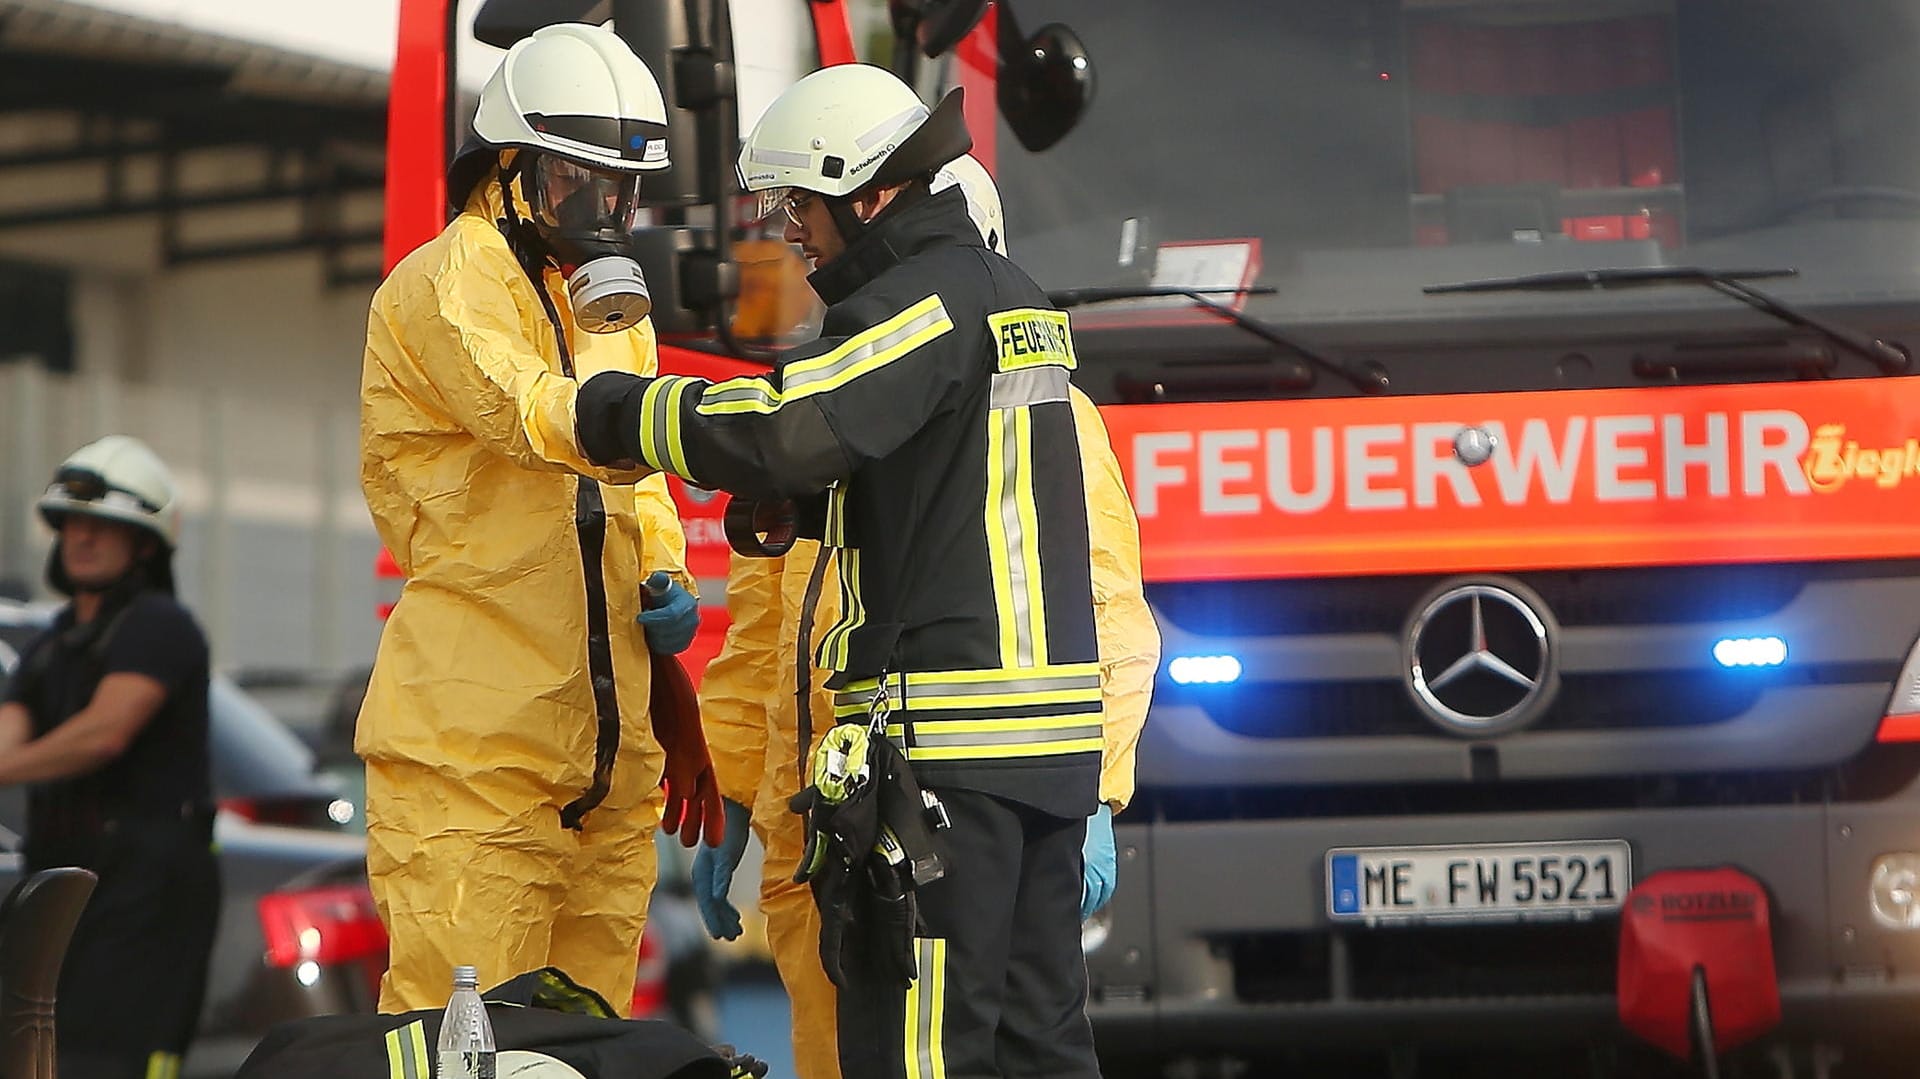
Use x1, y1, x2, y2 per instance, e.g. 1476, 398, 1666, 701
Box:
992, 0, 1920, 330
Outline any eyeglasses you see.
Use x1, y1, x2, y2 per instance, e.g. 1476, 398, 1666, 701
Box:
781, 191, 819, 228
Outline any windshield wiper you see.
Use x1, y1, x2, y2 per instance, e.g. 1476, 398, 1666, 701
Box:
1048, 285, 1277, 307
1048, 285, 1390, 394
1423, 267, 1910, 375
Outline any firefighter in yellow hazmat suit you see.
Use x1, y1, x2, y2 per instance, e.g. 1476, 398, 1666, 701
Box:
691, 155, 1162, 1079
358, 23, 721, 1013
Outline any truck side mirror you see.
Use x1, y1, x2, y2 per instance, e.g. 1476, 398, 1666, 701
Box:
998, 20, 1096, 152
471, 0, 609, 50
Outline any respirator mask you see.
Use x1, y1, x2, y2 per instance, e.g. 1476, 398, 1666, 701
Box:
526, 154, 652, 334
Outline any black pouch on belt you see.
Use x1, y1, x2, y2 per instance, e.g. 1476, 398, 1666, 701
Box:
791, 726, 948, 990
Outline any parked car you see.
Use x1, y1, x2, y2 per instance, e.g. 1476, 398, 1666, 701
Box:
0, 600, 716, 1077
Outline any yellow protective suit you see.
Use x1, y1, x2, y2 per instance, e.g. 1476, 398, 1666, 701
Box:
698, 387, 1160, 1079
358, 165, 691, 1014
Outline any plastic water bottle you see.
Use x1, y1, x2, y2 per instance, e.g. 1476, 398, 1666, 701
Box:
437, 965, 496, 1079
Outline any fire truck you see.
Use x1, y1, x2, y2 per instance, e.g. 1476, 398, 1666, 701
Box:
385, 0, 1920, 1074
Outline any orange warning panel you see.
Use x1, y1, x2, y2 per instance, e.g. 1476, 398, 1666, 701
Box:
1104, 378, 1920, 582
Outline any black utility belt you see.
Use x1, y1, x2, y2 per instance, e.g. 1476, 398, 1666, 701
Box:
33, 798, 215, 842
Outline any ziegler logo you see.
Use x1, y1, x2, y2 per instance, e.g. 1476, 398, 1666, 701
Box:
1804, 423, 1920, 491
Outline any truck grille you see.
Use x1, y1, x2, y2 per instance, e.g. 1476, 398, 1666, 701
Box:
1195, 672, 1772, 739
1229, 923, 1617, 1005
1148, 561, 1918, 740
1150, 562, 1828, 639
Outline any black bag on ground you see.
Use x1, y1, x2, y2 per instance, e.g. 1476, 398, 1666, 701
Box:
236, 967, 740, 1079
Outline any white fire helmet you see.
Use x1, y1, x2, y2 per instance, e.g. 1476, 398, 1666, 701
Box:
470, 22, 672, 174
37, 435, 181, 549
736, 63, 972, 224
932, 153, 1006, 256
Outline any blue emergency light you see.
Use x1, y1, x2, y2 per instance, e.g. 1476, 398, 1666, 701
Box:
1712, 636, 1788, 668
1168, 654, 1243, 685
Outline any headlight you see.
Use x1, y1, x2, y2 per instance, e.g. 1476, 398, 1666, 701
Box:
1081, 906, 1112, 954
1870, 853, 1920, 930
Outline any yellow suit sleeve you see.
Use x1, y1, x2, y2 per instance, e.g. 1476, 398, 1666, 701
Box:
367, 216, 652, 485
632, 473, 694, 596
698, 550, 782, 806
1072, 389, 1160, 811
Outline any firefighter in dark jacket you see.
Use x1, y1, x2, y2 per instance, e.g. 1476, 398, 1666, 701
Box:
0, 436, 220, 1079
576, 62, 1106, 1079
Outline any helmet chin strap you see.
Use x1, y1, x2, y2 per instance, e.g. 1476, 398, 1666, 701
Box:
495, 158, 557, 277
824, 196, 871, 249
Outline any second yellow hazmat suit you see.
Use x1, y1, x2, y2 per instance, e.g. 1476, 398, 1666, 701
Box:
698, 387, 1160, 1079
358, 158, 692, 1013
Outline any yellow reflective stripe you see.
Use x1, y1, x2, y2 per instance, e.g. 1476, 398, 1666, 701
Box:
904, 938, 948, 1079
409, 1020, 429, 1079
637, 375, 699, 476
908, 739, 1104, 761
784, 294, 953, 398
911, 663, 1098, 687
897, 688, 1102, 711
694, 298, 950, 412
799, 315, 953, 398
694, 376, 780, 416
146, 1052, 182, 1079
1010, 406, 1049, 666
660, 377, 693, 478
904, 945, 923, 1079
984, 412, 1020, 666
887, 712, 1102, 736
384, 1028, 406, 1079
824, 484, 848, 547
819, 548, 864, 671
987, 307, 1077, 371
833, 664, 1103, 714
383, 1021, 428, 1079
929, 938, 948, 1079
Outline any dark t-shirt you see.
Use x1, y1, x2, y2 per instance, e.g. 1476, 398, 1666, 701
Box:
3, 591, 212, 849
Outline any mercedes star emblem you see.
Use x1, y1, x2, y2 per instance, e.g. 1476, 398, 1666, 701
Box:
1403, 578, 1558, 736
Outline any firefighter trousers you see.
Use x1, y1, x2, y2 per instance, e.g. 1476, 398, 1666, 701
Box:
835, 787, 1099, 1079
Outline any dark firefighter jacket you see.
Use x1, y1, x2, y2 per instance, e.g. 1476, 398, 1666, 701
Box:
578, 186, 1102, 817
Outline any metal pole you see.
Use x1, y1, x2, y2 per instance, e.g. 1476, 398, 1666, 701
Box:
313, 407, 344, 674
200, 392, 231, 664
2, 364, 49, 597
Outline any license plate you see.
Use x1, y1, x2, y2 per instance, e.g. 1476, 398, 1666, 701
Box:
1326, 840, 1632, 923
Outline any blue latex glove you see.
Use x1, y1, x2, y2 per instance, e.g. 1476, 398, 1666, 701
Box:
1081, 803, 1117, 920
692, 799, 753, 940
638, 571, 700, 655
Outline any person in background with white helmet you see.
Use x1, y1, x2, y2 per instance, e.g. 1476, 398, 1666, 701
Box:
359, 21, 720, 1013
689, 153, 1160, 1079
0, 435, 219, 1079
575, 64, 1110, 1079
